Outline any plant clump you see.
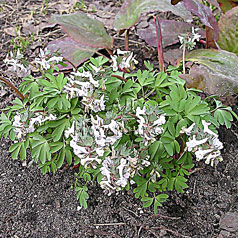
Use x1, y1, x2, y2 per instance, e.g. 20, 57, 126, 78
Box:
0, 49, 236, 213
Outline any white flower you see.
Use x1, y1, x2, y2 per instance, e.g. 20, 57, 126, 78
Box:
48, 56, 63, 63
115, 177, 127, 187
104, 120, 121, 135
212, 137, 223, 150
117, 49, 130, 55
153, 114, 166, 126
70, 140, 88, 158
28, 115, 43, 133
12, 114, 22, 128
110, 55, 118, 71
89, 63, 101, 73
100, 180, 115, 190
42, 114, 57, 123
205, 151, 222, 167
91, 95, 105, 112
180, 123, 195, 135
64, 121, 75, 138
80, 156, 101, 167
202, 120, 217, 137
95, 148, 104, 157
191, 27, 201, 42
195, 148, 214, 161
119, 52, 133, 69
4, 50, 28, 73
72, 71, 99, 88
100, 166, 111, 182
186, 135, 208, 152
117, 158, 127, 179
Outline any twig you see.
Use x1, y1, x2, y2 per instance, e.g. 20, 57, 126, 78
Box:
88, 228, 122, 238
93, 222, 126, 226
150, 214, 181, 220
189, 167, 203, 175
0, 75, 25, 101
150, 225, 191, 238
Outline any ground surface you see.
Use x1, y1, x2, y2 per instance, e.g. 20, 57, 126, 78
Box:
0, 1, 238, 238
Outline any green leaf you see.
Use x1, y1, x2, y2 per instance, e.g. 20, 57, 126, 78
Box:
214, 109, 233, 128
50, 142, 64, 153
57, 147, 65, 169
175, 176, 188, 193
20, 143, 27, 160
132, 175, 148, 198
154, 194, 168, 214
142, 196, 153, 208
11, 143, 22, 160
30, 135, 51, 164
52, 120, 68, 142
65, 147, 72, 166
217, 0, 238, 13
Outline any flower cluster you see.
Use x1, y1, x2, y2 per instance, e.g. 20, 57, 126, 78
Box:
182, 120, 223, 166
12, 112, 56, 140
135, 106, 166, 145
63, 70, 105, 112
111, 49, 138, 72
64, 115, 123, 169
4, 50, 29, 77
100, 147, 150, 192
4, 48, 63, 75
178, 27, 201, 50
34, 48, 63, 70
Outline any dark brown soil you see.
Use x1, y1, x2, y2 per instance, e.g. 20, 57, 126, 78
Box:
1, 1, 238, 238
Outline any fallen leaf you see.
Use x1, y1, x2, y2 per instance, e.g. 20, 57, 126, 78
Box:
4, 27, 16, 36
114, 0, 192, 30
184, 49, 238, 96
51, 12, 113, 49
137, 20, 205, 48
217, 6, 238, 55
47, 37, 98, 68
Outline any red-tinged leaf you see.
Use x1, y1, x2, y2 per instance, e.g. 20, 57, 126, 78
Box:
114, 0, 192, 30
183, 0, 219, 41
51, 12, 113, 49
137, 20, 205, 48
47, 37, 98, 68
217, 6, 238, 55
172, 0, 220, 8
183, 49, 238, 96
217, 0, 238, 13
